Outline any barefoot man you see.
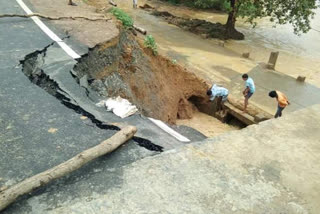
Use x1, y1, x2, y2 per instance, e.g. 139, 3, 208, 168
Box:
268, 90, 290, 118
242, 74, 255, 113
207, 84, 229, 114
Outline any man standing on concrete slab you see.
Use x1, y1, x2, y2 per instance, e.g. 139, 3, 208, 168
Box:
242, 74, 255, 113
269, 90, 290, 118
207, 84, 229, 114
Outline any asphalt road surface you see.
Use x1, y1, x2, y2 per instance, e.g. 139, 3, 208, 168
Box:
0, 0, 205, 213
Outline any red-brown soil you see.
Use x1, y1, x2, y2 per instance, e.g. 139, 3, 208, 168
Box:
74, 30, 212, 124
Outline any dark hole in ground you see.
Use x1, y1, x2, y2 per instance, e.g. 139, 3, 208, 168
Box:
188, 96, 204, 109
188, 95, 247, 128
20, 48, 163, 152
225, 115, 247, 129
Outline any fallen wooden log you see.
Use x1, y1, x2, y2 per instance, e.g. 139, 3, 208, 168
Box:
139, 4, 154, 9
133, 25, 147, 35
0, 126, 137, 212
0, 13, 111, 21
109, 0, 117, 7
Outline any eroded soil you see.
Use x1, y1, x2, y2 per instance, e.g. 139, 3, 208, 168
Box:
73, 29, 214, 124
27, 0, 252, 135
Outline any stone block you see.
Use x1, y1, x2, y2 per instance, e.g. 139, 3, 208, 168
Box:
267, 63, 275, 70
296, 76, 306, 82
267, 51, 279, 70
218, 41, 225, 47
242, 52, 250, 58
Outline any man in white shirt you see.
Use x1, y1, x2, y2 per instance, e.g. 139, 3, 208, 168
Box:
207, 84, 229, 114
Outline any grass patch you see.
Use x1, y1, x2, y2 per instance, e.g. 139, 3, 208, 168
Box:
144, 35, 158, 55
164, 0, 230, 11
111, 7, 134, 27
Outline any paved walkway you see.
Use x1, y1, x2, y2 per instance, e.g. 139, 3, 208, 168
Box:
38, 104, 320, 214
227, 64, 320, 114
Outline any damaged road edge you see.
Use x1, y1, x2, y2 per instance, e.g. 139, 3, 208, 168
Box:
19, 43, 164, 152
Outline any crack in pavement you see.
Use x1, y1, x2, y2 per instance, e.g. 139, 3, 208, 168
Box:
19, 42, 164, 152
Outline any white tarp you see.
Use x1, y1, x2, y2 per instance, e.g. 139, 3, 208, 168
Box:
96, 96, 138, 118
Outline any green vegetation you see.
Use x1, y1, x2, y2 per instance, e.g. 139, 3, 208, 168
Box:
167, 0, 180, 5
165, 0, 318, 37
193, 0, 230, 11
235, 0, 318, 34
203, 0, 318, 35
111, 8, 134, 27
144, 35, 158, 55
166, 0, 229, 11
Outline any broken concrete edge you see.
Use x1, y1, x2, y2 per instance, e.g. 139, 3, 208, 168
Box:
227, 96, 273, 122
224, 102, 256, 125
41, 3, 261, 127
19, 40, 164, 153
18, 17, 261, 143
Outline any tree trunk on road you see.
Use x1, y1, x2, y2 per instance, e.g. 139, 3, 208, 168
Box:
0, 126, 137, 212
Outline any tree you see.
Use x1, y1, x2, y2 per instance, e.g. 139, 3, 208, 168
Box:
226, 0, 318, 39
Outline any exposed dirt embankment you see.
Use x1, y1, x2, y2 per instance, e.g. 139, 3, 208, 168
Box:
140, 4, 244, 40
73, 29, 212, 124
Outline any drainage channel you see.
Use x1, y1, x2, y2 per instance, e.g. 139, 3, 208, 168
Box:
20, 46, 164, 152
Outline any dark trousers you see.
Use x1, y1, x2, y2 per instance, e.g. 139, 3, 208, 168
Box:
275, 105, 284, 118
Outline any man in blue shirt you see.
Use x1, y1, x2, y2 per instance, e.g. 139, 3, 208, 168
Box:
242, 74, 255, 113
207, 84, 229, 114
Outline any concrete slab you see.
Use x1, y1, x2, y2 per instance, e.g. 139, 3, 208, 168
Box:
227, 65, 320, 115
32, 104, 320, 214
224, 102, 255, 125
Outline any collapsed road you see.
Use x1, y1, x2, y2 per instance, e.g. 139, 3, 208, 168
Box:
1, 0, 320, 213
0, 0, 209, 212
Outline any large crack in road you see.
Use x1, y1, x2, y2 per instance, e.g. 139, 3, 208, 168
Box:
20, 42, 164, 152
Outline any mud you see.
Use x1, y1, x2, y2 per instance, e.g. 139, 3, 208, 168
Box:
141, 5, 244, 40
73, 29, 214, 124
